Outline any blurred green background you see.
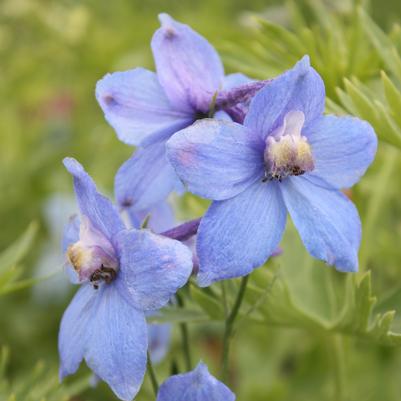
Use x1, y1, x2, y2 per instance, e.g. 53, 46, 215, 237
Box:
1, 0, 401, 400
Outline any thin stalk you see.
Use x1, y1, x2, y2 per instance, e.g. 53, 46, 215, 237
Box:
147, 352, 159, 397
221, 275, 249, 383
176, 293, 192, 371
330, 335, 346, 401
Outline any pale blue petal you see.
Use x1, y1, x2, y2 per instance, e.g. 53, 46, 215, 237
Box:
62, 214, 80, 253
166, 119, 264, 201
156, 362, 235, 401
96, 68, 193, 147
115, 229, 193, 310
63, 158, 124, 241
223, 73, 253, 90
84, 285, 147, 401
244, 56, 325, 139
59, 284, 97, 379
115, 143, 181, 212
147, 311, 172, 364
129, 201, 175, 233
151, 14, 224, 114
197, 181, 287, 287
61, 214, 81, 284
281, 177, 361, 272
213, 110, 232, 121
306, 115, 377, 188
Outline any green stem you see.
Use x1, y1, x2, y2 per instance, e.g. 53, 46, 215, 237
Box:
221, 275, 249, 383
147, 352, 159, 397
176, 293, 192, 371
330, 335, 346, 401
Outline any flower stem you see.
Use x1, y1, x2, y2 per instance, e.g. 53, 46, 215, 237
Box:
221, 275, 249, 383
176, 293, 192, 371
330, 335, 346, 401
147, 352, 159, 397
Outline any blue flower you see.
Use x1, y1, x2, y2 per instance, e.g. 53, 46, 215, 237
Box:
156, 362, 235, 401
59, 158, 193, 401
166, 56, 377, 287
96, 14, 252, 215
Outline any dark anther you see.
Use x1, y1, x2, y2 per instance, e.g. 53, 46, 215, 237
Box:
90, 266, 117, 289
194, 111, 208, 121
121, 197, 133, 208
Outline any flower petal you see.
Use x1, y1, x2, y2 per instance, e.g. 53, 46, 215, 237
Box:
244, 56, 325, 139
147, 312, 172, 365
96, 68, 193, 147
58, 284, 97, 379
115, 229, 193, 310
115, 143, 182, 212
306, 115, 377, 188
166, 119, 264, 201
197, 181, 286, 287
128, 201, 175, 233
84, 285, 147, 401
281, 177, 361, 272
63, 158, 124, 241
223, 73, 253, 90
151, 14, 224, 113
156, 362, 236, 401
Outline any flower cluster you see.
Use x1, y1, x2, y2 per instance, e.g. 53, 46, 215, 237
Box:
59, 13, 377, 401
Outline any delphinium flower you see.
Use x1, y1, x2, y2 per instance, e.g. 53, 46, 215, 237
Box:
166, 56, 377, 287
156, 362, 235, 401
59, 158, 193, 400
96, 14, 256, 216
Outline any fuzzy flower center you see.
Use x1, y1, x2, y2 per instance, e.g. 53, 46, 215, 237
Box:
263, 110, 314, 181
67, 217, 118, 288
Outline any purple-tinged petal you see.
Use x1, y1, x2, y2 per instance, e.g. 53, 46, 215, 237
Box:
96, 68, 193, 147
62, 214, 81, 284
306, 115, 377, 189
128, 201, 175, 233
151, 14, 224, 114
147, 311, 172, 364
166, 119, 264, 201
63, 158, 124, 242
197, 181, 286, 287
280, 177, 361, 272
115, 143, 182, 212
156, 362, 235, 401
223, 73, 253, 90
84, 285, 147, 401
244, 56, 325, 140
115, 229, 193, 311
62, 214, 80, 253
59, 284, 97, 379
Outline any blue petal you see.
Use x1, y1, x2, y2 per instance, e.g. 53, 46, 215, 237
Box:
151, 14, 224, 113
306, 115, 377, 188
223, 73, 253, 90
115, 229, 193, 310
147, 312, 172, 364
128, 201, 176, 233
244, 56, 325, 140
62, 214, 80, 253
166, 119, 264, 201
197, 181, 287, 287
59, 284, 97, 379
84, 285, 147, 401
63, 158, 124, 242
156, 362, 236, 401
115, 143, 182, 212
281, 177, 361, 272
96, 68, 193, 147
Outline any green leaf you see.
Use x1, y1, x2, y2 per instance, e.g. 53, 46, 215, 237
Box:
0, 222, 38, 273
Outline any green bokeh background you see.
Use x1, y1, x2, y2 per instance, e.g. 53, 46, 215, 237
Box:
1, 0, 401, 400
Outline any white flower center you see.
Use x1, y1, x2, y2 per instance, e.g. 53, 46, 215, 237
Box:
263, 110, 314, 181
